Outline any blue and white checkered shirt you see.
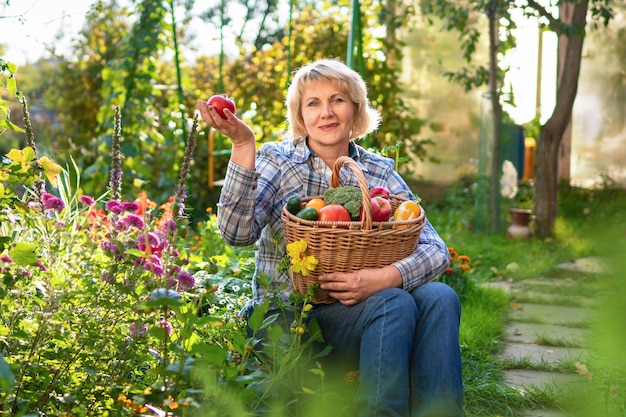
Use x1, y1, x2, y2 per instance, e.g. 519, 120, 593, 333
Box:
217, 139, 450, 310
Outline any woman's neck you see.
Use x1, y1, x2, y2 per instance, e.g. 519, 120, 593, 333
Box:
307, 139, 350, 168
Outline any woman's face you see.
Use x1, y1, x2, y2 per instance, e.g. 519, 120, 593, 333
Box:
301, 79, 355, 152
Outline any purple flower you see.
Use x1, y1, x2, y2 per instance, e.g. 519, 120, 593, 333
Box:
0, 256, 13, 263
135, 255, 164, 277
100, 240, 120, 256
161, 219, 177, 235
122, 201, 140, 213
37, 260, 48, 272
137, 232, 161, 254
121, 214, 145, 230
114, 221, 130, 232
158, 319, 173, 337
136, 230, 168, 255
41, 193, 65, 213
129, 322, 148, 338
105, 200, 123, 214
177, 271, 195, 291
79, 195, 96, 207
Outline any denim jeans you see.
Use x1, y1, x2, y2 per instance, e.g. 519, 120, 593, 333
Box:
310, 282, 464, 417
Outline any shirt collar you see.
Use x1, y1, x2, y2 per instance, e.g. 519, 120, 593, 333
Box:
292, 138, 362, 163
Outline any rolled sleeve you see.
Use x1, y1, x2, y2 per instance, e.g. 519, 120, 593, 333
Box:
217, 160, 261, 246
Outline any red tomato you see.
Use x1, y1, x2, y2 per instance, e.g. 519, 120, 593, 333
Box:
207, 94, 236, 119
318, 204, 351, 222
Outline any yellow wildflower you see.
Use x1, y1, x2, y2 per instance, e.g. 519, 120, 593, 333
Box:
287, 239, 318, 276
39, 156, 63, 188
6, 147, 35, 173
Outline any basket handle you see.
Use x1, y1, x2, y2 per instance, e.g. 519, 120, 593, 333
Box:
330, 156, 372, 230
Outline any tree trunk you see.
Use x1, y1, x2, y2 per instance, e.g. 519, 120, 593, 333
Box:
488, 1, 502, 233
534, 0, 588, 236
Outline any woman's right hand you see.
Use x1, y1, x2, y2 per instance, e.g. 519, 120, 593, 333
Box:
197, 99, 256, 169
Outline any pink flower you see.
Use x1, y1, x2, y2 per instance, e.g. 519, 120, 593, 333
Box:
105, 200, 123, 214
41, 193, 65, 213
177, 272, 195, 291
121, 214, 145, 230
79, 195, 96, 207
158, 319, 173, 337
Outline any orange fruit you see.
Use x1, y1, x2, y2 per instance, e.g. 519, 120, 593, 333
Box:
305, 198, 326, 211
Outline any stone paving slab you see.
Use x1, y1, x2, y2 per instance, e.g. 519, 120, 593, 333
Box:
509, 303, 594, 326
523, 410, 570, 417
510, 291, 596, 308
506, 322, 588, 346
557, 256, 612, 274
521, 409, 570, 417
503, 369, 589, 393
520, 277, 581, 288
500, 342, 589, 364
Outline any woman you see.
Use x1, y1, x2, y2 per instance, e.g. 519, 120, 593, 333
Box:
197, 58, 463, 417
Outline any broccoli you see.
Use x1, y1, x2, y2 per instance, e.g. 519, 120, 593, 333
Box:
324, 186, 363, 219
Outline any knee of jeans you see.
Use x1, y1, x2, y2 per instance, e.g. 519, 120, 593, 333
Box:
371, 288, 418, 320
414, 282, 461, 314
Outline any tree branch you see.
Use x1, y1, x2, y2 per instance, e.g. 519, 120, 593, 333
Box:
523, 0, 561, 28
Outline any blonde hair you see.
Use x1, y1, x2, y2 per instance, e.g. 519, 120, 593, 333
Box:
285, 59, 381, 141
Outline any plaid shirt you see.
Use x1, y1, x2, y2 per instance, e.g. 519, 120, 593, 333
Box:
217, 139, 450, 310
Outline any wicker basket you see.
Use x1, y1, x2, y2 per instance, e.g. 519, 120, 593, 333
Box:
281, 156, 425, 304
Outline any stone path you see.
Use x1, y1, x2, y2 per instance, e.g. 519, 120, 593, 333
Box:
485, 257, 607, 417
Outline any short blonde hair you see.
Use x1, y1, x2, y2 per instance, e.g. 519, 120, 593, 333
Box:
285, 59, 381, 141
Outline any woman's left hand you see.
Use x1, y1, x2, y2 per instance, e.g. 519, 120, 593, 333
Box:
318, 266, 402, 306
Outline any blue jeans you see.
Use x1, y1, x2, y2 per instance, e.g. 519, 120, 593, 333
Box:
310, 282, 463, 417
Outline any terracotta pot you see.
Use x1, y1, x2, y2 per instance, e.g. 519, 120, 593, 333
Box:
507, 208, 533, 239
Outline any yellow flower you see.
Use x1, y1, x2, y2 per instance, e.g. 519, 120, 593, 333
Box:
6, 147, 35, 173
287, 239, 318, 276
39, 156, 63, 188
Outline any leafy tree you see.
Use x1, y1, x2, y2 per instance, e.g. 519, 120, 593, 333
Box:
5, 0, 434, 222
421, 0, 614, 236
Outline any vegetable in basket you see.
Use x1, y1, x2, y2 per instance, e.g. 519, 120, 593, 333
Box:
324, 186, 362, 220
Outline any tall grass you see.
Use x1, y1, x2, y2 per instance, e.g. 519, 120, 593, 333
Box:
425, 178, 626, 416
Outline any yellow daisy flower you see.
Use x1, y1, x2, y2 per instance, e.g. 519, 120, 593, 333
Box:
287, 240, 318, 276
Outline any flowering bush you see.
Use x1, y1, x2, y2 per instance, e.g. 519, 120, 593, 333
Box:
0, 106, 343, 417
438, 247, 475, 301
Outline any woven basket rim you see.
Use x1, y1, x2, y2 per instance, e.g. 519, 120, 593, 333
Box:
282, 196, 425, 230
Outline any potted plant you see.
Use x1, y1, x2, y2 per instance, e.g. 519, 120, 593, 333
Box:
506, 179, 534, 236
501, 160, 535, 238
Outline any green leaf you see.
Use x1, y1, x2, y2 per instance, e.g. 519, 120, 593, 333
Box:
247, 302, 266, 332
196, 344, 227, 367
0, 354, 14, 393
267, 324, 283, 344
7, 76, 17, 95
9, 242, 38, 266
301, 385, 315, 394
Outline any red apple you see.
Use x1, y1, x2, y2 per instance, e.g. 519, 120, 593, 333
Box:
370, 196, 392, 222
370, 187, 390, 199
207, 94, 236, 120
